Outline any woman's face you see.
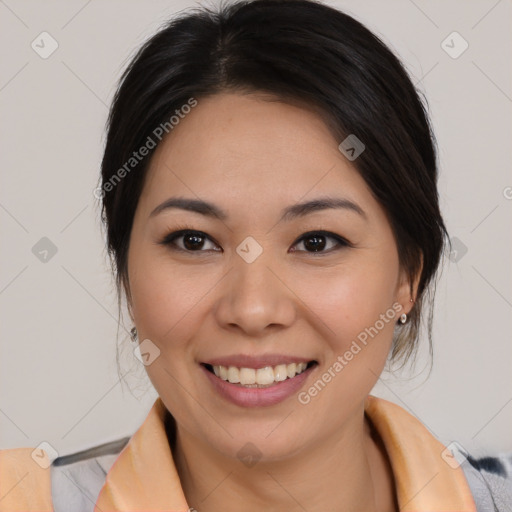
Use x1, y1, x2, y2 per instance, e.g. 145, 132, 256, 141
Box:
127, 92, 413, 460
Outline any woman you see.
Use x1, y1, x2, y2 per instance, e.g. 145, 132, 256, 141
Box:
1, 0, 510, 510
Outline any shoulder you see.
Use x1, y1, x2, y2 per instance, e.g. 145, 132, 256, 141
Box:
451, 443, 512, 512
0, 447, 54, 511
50, 436, 130, 512
0, 437, 130, 512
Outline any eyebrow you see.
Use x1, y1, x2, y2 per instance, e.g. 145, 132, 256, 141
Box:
149, 196, 367, 221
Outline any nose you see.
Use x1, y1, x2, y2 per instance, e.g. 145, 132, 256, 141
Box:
213, 249, 297, 338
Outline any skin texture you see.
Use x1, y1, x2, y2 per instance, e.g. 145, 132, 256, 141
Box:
126, 92, 418, 512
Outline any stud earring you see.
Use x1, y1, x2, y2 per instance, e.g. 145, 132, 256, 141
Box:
398, 298, 414, 324
130, 326, 138, 342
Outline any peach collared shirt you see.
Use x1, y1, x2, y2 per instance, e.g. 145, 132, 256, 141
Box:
0, 395, 477, 511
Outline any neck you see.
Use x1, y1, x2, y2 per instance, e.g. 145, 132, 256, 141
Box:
171, 406, 397, 512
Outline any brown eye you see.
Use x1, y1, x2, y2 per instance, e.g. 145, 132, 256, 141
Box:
182, 232, 206, 250
160, 230, 220, 252
159, 229, 349, 255
291, 231, 349, 254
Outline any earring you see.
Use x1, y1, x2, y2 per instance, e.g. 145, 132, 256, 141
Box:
130, 326, 138, 342
398, 298, 414, 324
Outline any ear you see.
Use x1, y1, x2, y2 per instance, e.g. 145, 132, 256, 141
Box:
395, 253, 423, 315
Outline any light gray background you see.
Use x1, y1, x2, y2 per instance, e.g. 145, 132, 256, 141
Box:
1, 0, 511, 460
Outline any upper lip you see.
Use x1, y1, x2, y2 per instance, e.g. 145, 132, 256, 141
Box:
202, 354, 316, 369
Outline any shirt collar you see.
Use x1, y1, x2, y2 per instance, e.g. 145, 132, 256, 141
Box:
94, 395, 477, 511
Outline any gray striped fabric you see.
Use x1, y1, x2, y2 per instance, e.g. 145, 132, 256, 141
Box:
455, 444, 512, 512
50, 437, 512, 511
51, 437, 129, 512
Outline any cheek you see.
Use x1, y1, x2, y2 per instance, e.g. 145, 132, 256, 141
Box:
295, 257, 399, 361
128, 249, 201, 346
290, 263, 399, 415
128, 252, 211, 406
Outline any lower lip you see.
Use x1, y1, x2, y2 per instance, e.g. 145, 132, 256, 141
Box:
200, 364, 315, 407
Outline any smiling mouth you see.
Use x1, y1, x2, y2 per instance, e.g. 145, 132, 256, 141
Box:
201, 361, 318, 388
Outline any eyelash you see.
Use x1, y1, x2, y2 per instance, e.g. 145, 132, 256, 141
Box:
157, 225, 352, 255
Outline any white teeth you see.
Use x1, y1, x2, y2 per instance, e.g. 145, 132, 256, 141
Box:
227, 366, 240, 383
274, 364, 288, 382
211, 361, 312, 386
256, 366, 275, 385
239, 368, 256, 385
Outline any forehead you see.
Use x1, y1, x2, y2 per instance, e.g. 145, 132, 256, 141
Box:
141, 93, 375, 221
